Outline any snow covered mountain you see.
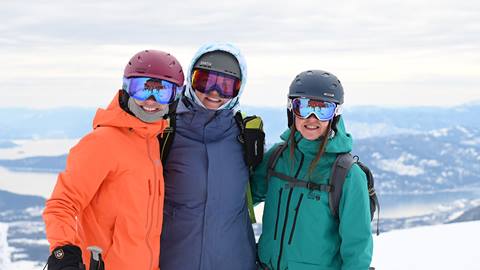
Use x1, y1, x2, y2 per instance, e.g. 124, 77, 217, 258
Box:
0, 190, 46, 269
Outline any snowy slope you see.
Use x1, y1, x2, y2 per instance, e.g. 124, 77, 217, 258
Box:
372, 220, 480, 269
0, 223, 44, 270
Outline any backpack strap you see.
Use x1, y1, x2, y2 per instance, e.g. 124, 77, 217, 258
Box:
357, 160, 381, 235
265, 142, 333, 192
158, 99, 179, 166
269, 170, 333, 192
266, 143, 288, 182
329, 153, 356, 219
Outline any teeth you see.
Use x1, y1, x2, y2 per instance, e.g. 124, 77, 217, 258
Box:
142, 106, 158, 112
305, 125, 319, 129
207, 97, 220, 102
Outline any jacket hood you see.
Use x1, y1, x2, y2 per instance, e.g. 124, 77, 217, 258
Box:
184, 42, 247, 111
92, 91, 166, 137
280, 116, 353, 156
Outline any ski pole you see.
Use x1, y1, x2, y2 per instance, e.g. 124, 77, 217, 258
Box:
87, 246, 105, 270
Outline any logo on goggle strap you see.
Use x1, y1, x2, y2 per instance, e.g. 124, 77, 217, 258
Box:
144, 80, 164, 91
323, 92, 334, 97
308, 100, 327, 108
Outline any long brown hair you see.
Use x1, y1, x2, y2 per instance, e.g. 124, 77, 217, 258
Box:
288, 119, 333, 178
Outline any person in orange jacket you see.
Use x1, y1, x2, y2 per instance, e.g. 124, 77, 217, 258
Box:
42, 49, 184, 270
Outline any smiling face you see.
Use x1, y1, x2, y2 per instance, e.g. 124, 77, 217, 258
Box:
295, 115, 330, 140
133, 97, 168, 113
194, 90, 231, 110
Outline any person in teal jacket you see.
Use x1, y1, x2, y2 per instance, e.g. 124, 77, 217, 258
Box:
251, 70, 373, 270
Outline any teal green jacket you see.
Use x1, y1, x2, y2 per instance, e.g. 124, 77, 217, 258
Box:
251, 118, 373, 270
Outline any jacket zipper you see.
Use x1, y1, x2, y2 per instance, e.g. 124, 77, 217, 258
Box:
288, 193, 304, 245
157, 180, 161, 227
274, 188, 283, 240
145, 137, 158, 270
276, 152, 304, 270
145, 179, 152, 229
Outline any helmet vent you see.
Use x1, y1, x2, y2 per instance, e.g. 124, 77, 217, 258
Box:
306, 70, 313, 75
321, 73, 330, 77
169, 61, 176, 67
331, 83, 338, 89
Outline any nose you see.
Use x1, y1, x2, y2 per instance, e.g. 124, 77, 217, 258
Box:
307, 114, 319, 120
206, 89, 220, 97
144, 96, 158, 104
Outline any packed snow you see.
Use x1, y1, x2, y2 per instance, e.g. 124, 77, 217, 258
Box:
372, 220, 480, 269
0, 222, 44, 270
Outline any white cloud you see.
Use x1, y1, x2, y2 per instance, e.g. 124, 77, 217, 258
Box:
1, 0, 480, 108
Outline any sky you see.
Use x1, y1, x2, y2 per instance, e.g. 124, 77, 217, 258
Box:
1, 0, 479, 109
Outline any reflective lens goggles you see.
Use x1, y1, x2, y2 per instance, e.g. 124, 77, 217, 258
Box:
191, 68, 241, 99
122, 77, 181, 104
289, 97, 338, 121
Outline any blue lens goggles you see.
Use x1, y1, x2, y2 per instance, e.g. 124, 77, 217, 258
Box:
122, 77, 181, 104
290, 97, 337, 121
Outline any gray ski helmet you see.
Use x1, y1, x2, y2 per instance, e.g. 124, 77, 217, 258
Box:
287, 70, 344, 127
193, 50, 241, 79
288, 70, 344, 104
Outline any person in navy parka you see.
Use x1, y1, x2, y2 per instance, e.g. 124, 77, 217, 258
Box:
159, 42, 256, 270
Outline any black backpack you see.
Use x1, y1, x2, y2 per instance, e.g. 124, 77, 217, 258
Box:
266, 142, 380, 235
158, 97, 265, 223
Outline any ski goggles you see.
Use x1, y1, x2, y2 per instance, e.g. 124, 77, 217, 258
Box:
289, 97, 338, 121
122, 77, 181, 104
191, 68, 241, 99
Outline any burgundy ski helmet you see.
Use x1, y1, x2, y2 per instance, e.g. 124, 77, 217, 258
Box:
124, 50, 185, 86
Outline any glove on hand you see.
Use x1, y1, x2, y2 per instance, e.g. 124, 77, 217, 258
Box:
47, 245, 85, 270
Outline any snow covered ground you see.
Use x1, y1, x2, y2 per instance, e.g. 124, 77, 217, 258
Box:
371, 220, 480, 269
0, 223, 44, 270
1, 219, 478, 269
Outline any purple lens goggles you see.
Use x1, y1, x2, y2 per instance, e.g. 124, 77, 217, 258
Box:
122, 77, 181, 104
290, 97, 337, 121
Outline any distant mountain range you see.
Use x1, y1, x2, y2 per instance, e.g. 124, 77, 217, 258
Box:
1, 103, 479, 141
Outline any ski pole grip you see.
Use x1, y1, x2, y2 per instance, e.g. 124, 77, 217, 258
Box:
87, 246, 103, 262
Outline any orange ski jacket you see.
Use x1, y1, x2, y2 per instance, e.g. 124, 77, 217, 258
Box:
43, 92, 166, 270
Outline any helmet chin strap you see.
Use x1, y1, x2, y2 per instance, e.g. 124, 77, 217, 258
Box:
128, 97, 168, 123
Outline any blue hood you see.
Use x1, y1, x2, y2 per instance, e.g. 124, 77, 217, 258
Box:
184, 42, 247, 111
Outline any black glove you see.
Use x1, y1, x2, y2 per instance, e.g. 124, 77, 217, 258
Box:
47, 245, 85, 270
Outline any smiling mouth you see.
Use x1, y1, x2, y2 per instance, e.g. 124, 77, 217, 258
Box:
141, 106, 160, 112
206, 97, 221, 103
304, 125, 320, 130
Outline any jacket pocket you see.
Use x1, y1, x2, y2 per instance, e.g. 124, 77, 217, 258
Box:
288, 193, 304, 245
274, 187, 283, 240
103, 216, 118, 261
